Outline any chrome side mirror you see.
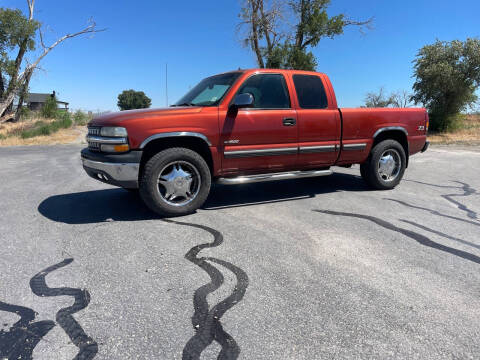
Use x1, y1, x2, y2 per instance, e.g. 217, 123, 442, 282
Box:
232, 93, 254, 109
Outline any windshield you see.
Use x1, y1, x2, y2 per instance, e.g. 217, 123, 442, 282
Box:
173, 72, 243, 107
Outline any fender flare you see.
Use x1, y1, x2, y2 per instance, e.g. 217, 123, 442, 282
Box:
139, 132, 212, 149
372, 126, 410, 167
373, 126, 408, 138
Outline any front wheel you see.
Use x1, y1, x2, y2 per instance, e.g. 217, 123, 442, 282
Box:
139, 148, 211, 216
360, 139, 406, 190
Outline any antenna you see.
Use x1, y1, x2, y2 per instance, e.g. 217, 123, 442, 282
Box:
165, 63, 168, 107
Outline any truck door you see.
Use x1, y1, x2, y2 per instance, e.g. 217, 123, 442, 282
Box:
291, 74, 341, 168
219, 73, 298, 175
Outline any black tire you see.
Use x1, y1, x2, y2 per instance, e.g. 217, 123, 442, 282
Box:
360, 139, 406, 190
125, 188, 139, 194
139, 148, 211, 217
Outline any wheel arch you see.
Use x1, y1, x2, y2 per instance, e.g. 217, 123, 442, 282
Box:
372, 127, 409, 167
139, 133, 214, 178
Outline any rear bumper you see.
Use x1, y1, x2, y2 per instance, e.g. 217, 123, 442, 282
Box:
421, 140, 430, 153
81, 148, 142, 188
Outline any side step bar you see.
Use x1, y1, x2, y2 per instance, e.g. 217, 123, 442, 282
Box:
216, 169, 332, 185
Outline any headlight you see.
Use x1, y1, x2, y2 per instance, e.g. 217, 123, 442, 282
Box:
100, 127, 128, 137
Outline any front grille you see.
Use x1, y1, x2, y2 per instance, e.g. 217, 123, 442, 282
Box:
87, 127, 101, 151
88, 142, 101, 150
88, 127, 101, 136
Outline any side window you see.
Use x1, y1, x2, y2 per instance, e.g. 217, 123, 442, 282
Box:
237, 74, 290, 109
293, 75, 328, 109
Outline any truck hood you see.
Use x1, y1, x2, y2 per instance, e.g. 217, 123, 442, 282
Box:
90, 107, 204, 126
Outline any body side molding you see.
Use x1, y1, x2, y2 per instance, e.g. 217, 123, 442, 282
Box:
139, 132, 212, 149
373, 126, 408, 138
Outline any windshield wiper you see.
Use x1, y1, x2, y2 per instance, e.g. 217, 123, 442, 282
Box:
171, 102, 196, 107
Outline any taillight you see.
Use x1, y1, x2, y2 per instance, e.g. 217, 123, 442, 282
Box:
425, 112, 429, 132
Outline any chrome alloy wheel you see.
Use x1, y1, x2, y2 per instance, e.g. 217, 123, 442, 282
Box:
378, 149, 401, 182
157, 161, 201, 206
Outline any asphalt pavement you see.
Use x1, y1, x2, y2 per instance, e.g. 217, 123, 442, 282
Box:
0, 144, 479, 359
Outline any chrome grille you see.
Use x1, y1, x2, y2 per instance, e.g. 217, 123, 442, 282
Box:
88, 127, 101, 136
88, 141, 100, 150
87, 127, 101, 150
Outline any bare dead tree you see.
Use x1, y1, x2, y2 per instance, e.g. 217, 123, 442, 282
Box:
238, 0, 285, 68
0, 1, 104, 122
391, 90, 412, 108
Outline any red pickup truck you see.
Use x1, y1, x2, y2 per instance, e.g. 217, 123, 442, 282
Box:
81, 69, 429, 216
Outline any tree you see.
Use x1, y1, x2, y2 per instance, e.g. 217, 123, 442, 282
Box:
0, 7, 39, 113
0, 1, 103, 122
41, 93, 57, 118
363, 88, 412, 108
390, 90, 412, 108
239, 0, 372, 70
411, 38, 480, 131
363, 87, 393, 108
117, 90, 152, 111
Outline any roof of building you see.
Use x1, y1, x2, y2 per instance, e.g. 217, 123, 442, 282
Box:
26, 93, 69, 105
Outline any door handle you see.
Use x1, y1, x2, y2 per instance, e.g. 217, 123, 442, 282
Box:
283, 118, 296, 126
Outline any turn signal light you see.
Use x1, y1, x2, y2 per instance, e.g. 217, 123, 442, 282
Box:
100, 144, 130, 153
113, 144, 130, 152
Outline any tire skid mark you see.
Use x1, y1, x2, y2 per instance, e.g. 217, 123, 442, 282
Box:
163, 219, 249, 360
313, 210, 480, 265
401, 219, 480, 251
404, 180, 479, 221
0, 302, 55, 360
29, 258, 98, 360
385, 198, 480, 227
440, 181, 478, 220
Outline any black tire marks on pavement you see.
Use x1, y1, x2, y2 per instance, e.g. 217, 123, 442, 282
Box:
313, 210, 480, 265
400, 219, 480, 251
441, 181, 478, 220
163, 219, 249, 360
403, 180, 479, 221
0, 302, 55, 360
29, 258, 98, 360
384, 198, 480, 227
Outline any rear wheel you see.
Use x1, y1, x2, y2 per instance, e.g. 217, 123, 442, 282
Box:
139, 148, 211, 216
360, 139, 406, 190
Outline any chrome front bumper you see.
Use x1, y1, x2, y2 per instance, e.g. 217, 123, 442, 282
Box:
82, 158, 140, 189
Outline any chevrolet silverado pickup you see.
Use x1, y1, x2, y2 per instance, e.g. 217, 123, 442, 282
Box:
81, 69, 429, 216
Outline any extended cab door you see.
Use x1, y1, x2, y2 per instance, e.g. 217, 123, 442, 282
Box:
290, 74, 341, 168
219, 73, 298, 175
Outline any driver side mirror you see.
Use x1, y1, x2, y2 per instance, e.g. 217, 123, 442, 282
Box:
231, 93, 254, 109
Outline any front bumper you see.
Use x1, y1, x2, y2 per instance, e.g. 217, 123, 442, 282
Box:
421, 140, 430, 153
81, 148, 142, 188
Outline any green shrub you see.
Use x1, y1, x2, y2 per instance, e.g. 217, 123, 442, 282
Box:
41, 95, 58, 118
73, 110, 90, 126
20, 112, 72, 139
0, 134, 6, 140
18, 106, 32, 121
21, 124, 51, 138
429, 112, 465, 132
55, 111, 73, 128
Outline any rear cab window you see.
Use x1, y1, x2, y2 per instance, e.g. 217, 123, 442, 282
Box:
292, 74, 328, 109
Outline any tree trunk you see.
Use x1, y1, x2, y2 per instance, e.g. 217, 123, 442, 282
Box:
250, 0, 265, 68
0, 71, 4, 99
14, 69, 33, 122
0, 92, 16, 122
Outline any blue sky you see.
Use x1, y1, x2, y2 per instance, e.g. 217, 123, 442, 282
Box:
3, 0, 480, 111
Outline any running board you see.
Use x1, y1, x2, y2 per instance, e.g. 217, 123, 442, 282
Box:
216, 169, 332, 185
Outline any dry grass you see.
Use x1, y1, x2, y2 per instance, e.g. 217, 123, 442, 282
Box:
428, 114, 480, 145
0, 116, 86, 147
